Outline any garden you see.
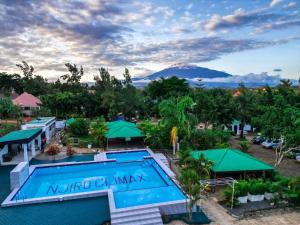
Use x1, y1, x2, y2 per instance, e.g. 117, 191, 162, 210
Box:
222, 175, 300, 217
62, 117, 107, 149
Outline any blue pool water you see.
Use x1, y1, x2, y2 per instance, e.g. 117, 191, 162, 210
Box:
13, 158, 186, 208
106, 150, 150, 162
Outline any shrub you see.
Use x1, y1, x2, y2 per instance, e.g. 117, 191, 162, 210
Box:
236, 180, 250, 196
248, 179, 266, 195
223, 186, 239, 207
69, 118, 89, 136
66, 145, 75, 156
239, 141, 250, 153
268, 182, 280, 193
184, 129, 231, 150
46, 145, 60, 160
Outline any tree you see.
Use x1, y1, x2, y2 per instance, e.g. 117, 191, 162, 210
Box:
194, 88, 235, 126
41, 92, 77, 117
0, 72, 23, 94
90, 117, 107, 147
69, 118, 89, 136
180, 169, 202, 220
60, 63, 83, 84
144, 77, 190, 116
159, 96, 196, 144
234, 85, 256, 138
139, 120, 166, 149
0, 99, 21, 119
16, 61, 34, 79
123, 68, 132, 85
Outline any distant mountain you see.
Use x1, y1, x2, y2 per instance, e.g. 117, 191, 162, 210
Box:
132, 64, 298, 88
136, 64, 232, 80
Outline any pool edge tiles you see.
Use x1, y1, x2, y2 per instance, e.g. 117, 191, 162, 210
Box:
2, 149, 188, 214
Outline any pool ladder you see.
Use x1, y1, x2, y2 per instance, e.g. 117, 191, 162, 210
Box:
15, 192, 26, 203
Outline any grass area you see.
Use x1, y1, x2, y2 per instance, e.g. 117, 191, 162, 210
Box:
0, 123, 17, 136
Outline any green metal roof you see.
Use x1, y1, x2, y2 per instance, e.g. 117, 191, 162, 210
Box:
106, 126, 143, 139
66, 117, 76, 125
107, 120, 137, 128
232, 119, 241, 125
0, 128, 42, 145
191, 148, 274, 172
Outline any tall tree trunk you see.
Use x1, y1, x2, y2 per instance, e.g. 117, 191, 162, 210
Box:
240, 122, 244, 139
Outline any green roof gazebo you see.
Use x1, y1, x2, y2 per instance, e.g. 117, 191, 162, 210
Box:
191, 148, 274, 178
105, 121, 144, 149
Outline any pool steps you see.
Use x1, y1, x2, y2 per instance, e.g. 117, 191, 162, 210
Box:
110, 206, 163, 225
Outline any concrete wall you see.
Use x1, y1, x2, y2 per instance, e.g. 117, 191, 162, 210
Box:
10, 162, 29, 190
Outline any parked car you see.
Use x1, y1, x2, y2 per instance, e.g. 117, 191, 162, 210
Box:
262, 139, 281, 149
287, 150, 300, 159
252, 135, 266, 144
296, 153, 300, 162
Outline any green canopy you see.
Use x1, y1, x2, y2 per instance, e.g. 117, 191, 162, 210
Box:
232, 119, 241, 125
105, 126, 143, 139
106, 120, 136, 129
0, 128, 42, 145
191, 148, 274, 172
66, 118, 76, 126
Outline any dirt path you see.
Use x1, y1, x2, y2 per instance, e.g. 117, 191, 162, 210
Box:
229, 135, 300, 177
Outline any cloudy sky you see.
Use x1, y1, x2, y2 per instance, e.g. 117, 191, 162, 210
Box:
0, 0, 299, 81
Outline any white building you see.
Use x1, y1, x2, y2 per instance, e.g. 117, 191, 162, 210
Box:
21, 117, 56, 144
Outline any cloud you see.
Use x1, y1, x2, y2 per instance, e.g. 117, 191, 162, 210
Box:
127, 36, 300, 65
204, 8, 282, 31
284, 2, 297, 9
255, 19, 300, 33
270, 0, 282, 8
273, 68, 282, 72
133, 72, 299, 88
186, 3, 193, 10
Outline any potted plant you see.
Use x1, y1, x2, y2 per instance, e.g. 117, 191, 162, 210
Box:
248, 180, 265, 202
237, 180, 249, 204
265, 182, 280, 200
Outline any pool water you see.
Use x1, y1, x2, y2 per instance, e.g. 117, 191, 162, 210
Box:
13, 158, 186, 208
106, 150, 150, 162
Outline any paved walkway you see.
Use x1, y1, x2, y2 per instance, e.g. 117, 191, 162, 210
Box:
168, 197, 300, 225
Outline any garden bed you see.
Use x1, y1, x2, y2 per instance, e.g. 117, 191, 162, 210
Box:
220, 200, 295, 218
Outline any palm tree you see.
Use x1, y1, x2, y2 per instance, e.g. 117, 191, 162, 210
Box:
90, 117, 107, 148
180, 169, 201, 220
159, 96, 196, 143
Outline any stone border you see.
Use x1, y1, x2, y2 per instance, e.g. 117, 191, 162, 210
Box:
2, 148, 188, 215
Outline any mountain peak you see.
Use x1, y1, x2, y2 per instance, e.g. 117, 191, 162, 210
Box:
168, 63, 197, 69
146, 64, 232, 80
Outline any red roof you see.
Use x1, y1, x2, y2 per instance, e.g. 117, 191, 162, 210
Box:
12, 92, 42, 107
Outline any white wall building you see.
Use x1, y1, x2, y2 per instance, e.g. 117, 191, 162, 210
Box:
21, 117, 56, 144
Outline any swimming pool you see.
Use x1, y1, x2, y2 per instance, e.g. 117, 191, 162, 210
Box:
11, 157, 186, 208
106, 150, 150, 162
